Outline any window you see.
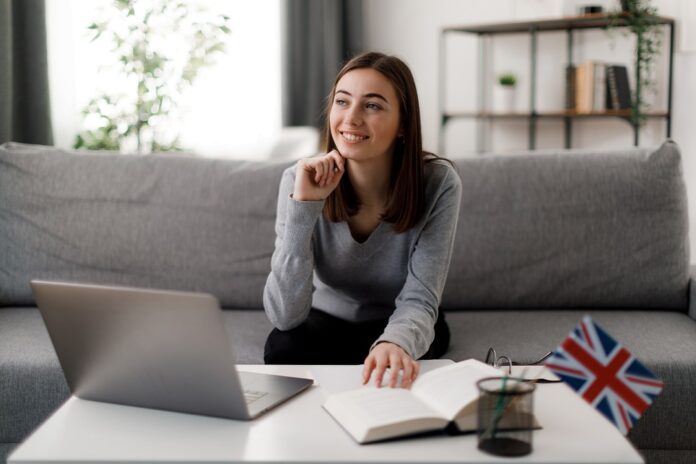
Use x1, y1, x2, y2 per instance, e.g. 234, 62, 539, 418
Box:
46, 0, 281, 158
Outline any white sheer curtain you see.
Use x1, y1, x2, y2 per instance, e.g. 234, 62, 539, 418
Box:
46, 0, 281, 159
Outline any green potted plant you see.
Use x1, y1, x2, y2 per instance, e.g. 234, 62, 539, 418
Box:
73, 0, 231, 154
498, 73, 517, 87
495, 72, 517, 113
607, 0, 662, 126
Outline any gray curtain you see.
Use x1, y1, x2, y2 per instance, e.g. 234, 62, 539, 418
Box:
282, 0, 363, 128
0, 0, 53, 145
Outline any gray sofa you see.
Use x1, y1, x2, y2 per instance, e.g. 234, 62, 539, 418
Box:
1, 140, 694, 463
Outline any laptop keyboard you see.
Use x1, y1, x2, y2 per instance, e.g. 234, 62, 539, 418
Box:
243, 389, 269, 404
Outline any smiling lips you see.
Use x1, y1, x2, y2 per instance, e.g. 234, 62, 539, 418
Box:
340, 131, 369, 143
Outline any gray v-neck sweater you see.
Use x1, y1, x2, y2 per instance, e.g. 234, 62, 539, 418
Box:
263, 160, 462, 359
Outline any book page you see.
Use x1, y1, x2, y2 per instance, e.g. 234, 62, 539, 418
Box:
323, 387, 447, 443
411, 359, 500, 420
325, 388, 441, 427
311, 359, 454, 394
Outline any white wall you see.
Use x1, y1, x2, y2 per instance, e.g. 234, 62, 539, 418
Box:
364, 0, 696, 263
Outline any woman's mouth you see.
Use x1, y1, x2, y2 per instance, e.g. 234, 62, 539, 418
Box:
340, 131, 369, 143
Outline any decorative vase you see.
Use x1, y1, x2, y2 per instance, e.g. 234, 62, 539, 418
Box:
494, 85, 517, 113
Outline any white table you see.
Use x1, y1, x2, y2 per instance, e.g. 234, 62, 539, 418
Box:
9, 363, 643, 463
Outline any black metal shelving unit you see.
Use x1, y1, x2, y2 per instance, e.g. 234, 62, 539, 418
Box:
438, 13, 675, 154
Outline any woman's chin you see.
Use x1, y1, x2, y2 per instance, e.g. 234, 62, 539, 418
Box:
336, 145, 357, 159
336, 143, 370, 159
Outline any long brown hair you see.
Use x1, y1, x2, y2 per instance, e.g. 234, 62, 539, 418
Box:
321, 52, 443, 233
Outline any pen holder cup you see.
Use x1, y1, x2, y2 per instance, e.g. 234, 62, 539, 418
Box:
476, 376, 536, 457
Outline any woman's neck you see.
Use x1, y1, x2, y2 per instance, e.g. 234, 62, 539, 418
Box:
346, 153, 393, 209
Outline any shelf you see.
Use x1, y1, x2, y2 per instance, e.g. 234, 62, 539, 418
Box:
444, 110, 669, 120
438, 13, 675, 152
444, 13, 674, 35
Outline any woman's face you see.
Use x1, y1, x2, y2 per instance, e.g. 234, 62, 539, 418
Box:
329, 68, 401, 163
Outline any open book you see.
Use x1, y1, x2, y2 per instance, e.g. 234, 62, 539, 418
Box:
323, 359, 535, 444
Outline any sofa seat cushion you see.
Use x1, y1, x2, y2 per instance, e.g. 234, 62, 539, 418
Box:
0, 307, 273, 445
0, 308, 69, 444
221, 309, 274, 364
443, 309, 696, 451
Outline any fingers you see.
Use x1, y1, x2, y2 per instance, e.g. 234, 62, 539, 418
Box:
362, 356, 375, 385
314, 150, 344, 187
328, 150, 345, 174
374, 358, 388, 389
319, 151, 344, 187
363, 343, 419, 389
389, 353, 402, 388
401, 360, 414, 389
321, 158, 332, 186
294, 151, 347, 201
314, 160, 325, 185
299, 150, 346, 190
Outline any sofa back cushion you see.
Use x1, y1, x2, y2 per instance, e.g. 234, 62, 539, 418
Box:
2, 141, 689, 311
0, 143, 291, 308
441, 140, 690, 310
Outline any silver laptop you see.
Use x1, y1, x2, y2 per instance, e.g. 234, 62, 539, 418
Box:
31, 280, 313, 420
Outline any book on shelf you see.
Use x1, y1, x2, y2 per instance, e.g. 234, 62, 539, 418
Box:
592, 62, 606, 112
605, 64, 632, 110
574, 61, 594, 113
565, 64, 576, 110
322, 359, 540, 444
573, 61, 604, 113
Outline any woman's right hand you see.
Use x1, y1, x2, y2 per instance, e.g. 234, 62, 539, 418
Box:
293, 150, 346, 201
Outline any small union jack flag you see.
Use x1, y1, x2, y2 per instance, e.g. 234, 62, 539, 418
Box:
544, 315, 664, 435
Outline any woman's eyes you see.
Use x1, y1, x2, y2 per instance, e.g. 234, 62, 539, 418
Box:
333, 99, 382, 111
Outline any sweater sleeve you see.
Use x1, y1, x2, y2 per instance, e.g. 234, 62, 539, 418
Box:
263, 167, 325, 330
374, 166, 462, 359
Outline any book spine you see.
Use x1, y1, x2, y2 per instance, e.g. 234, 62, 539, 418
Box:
576, 62, 593, 114
614, 65, 632, 110
575, 63, 584, 113
606, 65, 619, 110
586, 61, 595, 113
592, 62, 605, 112
565, 64, 576, 110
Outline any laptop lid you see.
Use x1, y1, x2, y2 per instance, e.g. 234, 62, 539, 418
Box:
31, 280, 312, 420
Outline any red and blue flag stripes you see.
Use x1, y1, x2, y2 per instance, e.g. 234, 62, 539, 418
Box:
544, 315, 663, 435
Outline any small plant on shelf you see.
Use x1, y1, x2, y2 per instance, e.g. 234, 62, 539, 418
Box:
498, 73, 517, 87
495, 72, 518, 113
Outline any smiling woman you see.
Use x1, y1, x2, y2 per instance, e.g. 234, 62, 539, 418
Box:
46, 0, 281, 158
263, 52, 462, 390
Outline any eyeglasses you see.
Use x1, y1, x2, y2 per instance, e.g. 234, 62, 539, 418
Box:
485, 347, 553, 376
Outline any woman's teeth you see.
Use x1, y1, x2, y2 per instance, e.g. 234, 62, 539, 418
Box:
342, 132, 368, 142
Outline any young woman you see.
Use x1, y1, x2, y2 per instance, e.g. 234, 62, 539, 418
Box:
263, 52, 461, 389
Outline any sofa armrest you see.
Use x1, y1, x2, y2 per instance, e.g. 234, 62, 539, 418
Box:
689, 266, 696, 320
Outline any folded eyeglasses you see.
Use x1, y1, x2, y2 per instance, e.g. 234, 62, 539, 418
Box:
485, 347, 553, 375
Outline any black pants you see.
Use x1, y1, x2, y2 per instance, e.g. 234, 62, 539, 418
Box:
264, 309, 450, 364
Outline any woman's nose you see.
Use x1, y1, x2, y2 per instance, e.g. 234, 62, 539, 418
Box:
345, 106, 362, 126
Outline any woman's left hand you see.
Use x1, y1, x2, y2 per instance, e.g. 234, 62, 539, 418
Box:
362, 342, 420, 389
